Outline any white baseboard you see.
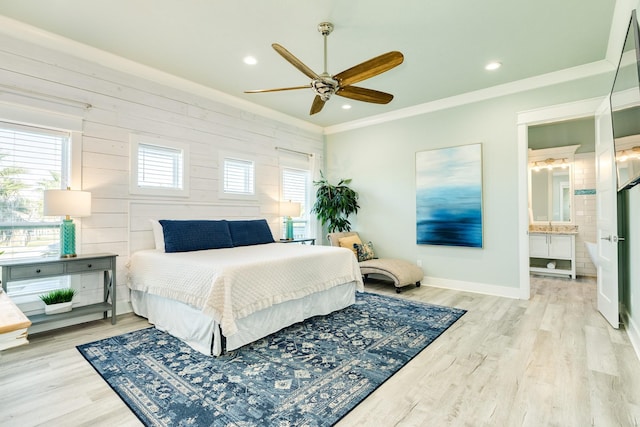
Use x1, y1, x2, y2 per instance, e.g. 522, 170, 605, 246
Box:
423, 276, 522, 299
622, 307, 640, 363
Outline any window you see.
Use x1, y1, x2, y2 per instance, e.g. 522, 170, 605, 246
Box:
0, 121, 69, 258
282, 167, 311, 239
0, 121, 71, 302
130, 135, 189, 196
223, 157, 255, 196
138, 143, 183, 188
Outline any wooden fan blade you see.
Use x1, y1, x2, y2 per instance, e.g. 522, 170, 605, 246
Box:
334, 51, 404, 87
244, 85, 310, 94
272, 43, 320, 80
336, 86, 394, 104
310, 95, 326, 115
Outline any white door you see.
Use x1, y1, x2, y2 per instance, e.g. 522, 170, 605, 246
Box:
595, 98, 619, 328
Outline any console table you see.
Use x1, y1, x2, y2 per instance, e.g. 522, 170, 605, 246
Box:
0, 253, 117, 326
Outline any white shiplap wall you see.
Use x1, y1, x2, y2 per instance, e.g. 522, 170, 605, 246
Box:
0, 32, 324, 318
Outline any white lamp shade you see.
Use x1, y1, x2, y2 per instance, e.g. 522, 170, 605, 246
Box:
44, 189, 92, 217
280, 201, 301, 217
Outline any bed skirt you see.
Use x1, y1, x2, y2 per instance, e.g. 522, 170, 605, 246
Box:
130, 281, 358, 356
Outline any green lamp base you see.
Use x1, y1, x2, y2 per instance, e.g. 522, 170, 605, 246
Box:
60, 218, 77, 258
285, 217, 294, 240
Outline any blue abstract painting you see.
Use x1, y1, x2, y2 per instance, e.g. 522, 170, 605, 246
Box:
416, 143, 483, 248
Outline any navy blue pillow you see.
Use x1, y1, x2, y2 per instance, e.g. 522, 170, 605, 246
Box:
159, 220, 233, 253
228, 219, 275, 247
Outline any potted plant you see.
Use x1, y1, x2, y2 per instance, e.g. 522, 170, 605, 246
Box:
39, 288, 75, 315
312, 171, 360, 232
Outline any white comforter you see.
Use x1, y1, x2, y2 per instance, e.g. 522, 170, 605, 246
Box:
127, 243, 363, 337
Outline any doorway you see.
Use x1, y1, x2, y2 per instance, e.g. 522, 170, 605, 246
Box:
517, 98, 604, 299
528, 117, 598, 278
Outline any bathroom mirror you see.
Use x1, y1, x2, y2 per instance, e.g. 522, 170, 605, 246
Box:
530, 165, 572, 223
528, 145, 578, 224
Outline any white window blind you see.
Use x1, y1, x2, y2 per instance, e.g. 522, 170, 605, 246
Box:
282, 168, 309, 216
137, 143, 183, 189
224, 158, 255, 195
282, 167, 310, 239
0, 121, 71, 300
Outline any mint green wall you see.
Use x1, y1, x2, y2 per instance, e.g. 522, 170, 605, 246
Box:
324, 74, 611, 290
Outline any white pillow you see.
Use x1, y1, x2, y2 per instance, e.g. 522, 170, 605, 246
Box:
149, 219, 165, 252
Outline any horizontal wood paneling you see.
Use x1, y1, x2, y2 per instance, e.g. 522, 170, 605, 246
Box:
0, 31, 323, 323
129, 201, 264, 254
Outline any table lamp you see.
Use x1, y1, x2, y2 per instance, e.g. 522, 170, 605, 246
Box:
280, 201, 301, 240
44, 188, 92, 258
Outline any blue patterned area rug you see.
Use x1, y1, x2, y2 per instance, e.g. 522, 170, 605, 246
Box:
77, 292, 465, 427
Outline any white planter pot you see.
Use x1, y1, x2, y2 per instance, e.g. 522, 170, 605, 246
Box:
44, 301, 72, 315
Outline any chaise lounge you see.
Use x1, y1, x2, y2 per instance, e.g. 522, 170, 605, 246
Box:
327, 232, 423, 293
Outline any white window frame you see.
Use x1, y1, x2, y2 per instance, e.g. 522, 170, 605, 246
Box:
219, 151, 257, 200
130, 134, 190, 197
0, 104, 83, 308
281, 165, 312, 240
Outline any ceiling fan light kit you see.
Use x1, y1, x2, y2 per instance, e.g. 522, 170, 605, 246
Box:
245, 22, 404, 115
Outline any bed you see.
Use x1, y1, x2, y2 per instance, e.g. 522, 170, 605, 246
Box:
126, 218, 363, 356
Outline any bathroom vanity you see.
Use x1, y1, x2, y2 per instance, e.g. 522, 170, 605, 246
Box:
529, 231, 576, 279
528, 145, 580, 279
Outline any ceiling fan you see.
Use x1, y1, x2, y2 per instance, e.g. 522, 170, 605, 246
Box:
245, 22, 404, 115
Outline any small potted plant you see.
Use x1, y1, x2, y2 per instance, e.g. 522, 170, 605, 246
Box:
39, 288, 75, 315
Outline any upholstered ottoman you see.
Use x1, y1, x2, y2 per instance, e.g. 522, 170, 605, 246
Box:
358, 258, 423, 293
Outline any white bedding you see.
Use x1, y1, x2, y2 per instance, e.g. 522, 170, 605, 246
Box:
127, 243, 363, 337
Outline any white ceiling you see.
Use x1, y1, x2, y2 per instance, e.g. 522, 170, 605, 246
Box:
0, 1, 625, 129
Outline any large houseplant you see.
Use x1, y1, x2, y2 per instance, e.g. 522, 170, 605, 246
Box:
312, 172, 360, 232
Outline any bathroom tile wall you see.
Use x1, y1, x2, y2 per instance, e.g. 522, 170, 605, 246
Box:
573, 153, 597, 277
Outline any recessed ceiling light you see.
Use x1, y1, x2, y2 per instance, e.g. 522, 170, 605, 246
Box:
341, 104, 352, 110
485, 61, 502, 71
243, 56, 257, 65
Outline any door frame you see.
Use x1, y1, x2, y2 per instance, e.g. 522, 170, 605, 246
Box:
517, 97, 606, 299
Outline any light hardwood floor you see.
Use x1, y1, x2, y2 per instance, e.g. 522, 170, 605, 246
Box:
1, 276, 639, 427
